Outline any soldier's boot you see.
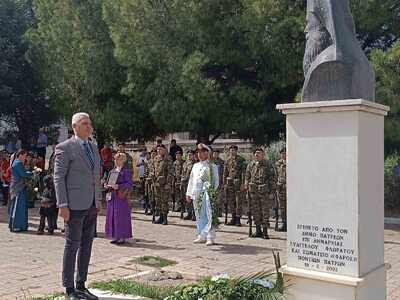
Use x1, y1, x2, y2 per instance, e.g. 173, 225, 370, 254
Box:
162, 214, 168, 225
279, 220, 287, 232
235, 217, 242, 227
227, 215, 236, 226
155, 214, 164, 224
183, 213, 192, 220
262, 225, 270, 240
251, 225, 264, 238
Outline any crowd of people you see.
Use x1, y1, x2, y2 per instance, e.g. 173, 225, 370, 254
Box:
0, 112, 287, 299
0, 137, 288, 241
96, 138, 288, 244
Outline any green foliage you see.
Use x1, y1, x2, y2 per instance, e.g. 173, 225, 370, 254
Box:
350, 0, 400, 50
16, 0, 400, 147
0, 0, 57, 146
27, 0, 159, 143
371, 41, 400, 154
30, 293, 64, 300
165, 273, 285, 300
384, 152, 400, 216
91, 279, 176, 300
93, 252, 285, 300
133, 256, 177, 268
103, 0, 306, 144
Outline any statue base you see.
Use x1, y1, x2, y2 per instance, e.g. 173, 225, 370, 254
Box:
276, 99, 390, 300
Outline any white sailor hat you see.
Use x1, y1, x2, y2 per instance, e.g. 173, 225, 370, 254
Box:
197, 143, 211, 152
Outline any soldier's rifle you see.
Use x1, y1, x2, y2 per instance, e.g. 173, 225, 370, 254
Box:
151, 181, 156, 223
247, 188, 253, 237
224, 184, 228, 225
272, 164, 280, 231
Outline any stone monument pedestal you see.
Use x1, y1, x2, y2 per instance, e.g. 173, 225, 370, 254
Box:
276, 100, 389, 300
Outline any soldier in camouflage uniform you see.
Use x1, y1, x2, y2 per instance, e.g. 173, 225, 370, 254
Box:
223, 145, 247, 226
212, 150, 224, 217
245, 148, 274, 239
181, 150, 196, 220
143, 151, 153, 215
151, 145, 174, 225
173, 150, 185, 218
276, 147, 287, 232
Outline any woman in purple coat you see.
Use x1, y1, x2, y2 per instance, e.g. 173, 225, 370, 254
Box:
105, 152, 133, 244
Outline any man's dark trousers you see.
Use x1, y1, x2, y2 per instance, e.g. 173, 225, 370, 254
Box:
62, 205, 97, 289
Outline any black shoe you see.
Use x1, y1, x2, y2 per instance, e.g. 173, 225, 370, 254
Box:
274, 221, 279, 231
66, 292, 83, 300
155, 215, 163, 224
75, 287, 98, 300
235, 217, 242, 227
262, 226, 270, 240
251, 225, 264, 238
110, 240, 118, 244
183, 214, 192, 220
162, 214, 168, 225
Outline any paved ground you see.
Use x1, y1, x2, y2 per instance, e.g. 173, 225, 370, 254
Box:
0, 205, 400, 300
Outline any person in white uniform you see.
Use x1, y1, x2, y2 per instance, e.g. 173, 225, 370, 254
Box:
186, 143, 219, 246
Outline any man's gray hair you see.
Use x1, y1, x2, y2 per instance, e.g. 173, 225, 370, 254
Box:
71, 112, 90, 126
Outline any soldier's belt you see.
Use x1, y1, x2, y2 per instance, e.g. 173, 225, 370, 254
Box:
226, 177, 234, 185
156, 176, 166, 185
249, 183, 267, 192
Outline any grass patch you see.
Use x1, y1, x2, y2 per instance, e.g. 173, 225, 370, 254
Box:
133, 256, 177, 268
30, 292, 64, 300
90, 279, 177, 299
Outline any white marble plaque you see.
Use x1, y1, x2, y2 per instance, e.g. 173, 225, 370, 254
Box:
288, 223, 358, 275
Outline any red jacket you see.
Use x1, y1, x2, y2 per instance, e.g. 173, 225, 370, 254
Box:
1, 159, 11, 184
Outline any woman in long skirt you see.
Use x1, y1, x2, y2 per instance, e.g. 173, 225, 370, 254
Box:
105, 152, 133, 244
9, 150, 32, 232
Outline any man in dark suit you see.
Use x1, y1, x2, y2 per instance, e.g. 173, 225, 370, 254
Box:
54, 112, 101, 300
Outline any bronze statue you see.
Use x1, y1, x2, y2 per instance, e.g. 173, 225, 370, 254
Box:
302, 0, 375, 102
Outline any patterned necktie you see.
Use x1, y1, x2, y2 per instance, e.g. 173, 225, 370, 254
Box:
83, 141, 94, 170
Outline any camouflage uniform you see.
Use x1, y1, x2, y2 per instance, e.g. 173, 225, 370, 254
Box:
245, 159, 273, 228
173, 158, 185, 214
143, 158, 152, 214
223, 155, 246, 222
181, 158, 195, 219
151, 154, 174, 217
276, 157, 287, 225
212, 157, 225, 215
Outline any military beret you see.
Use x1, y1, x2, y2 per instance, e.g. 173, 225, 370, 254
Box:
229, 145, 238, 150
